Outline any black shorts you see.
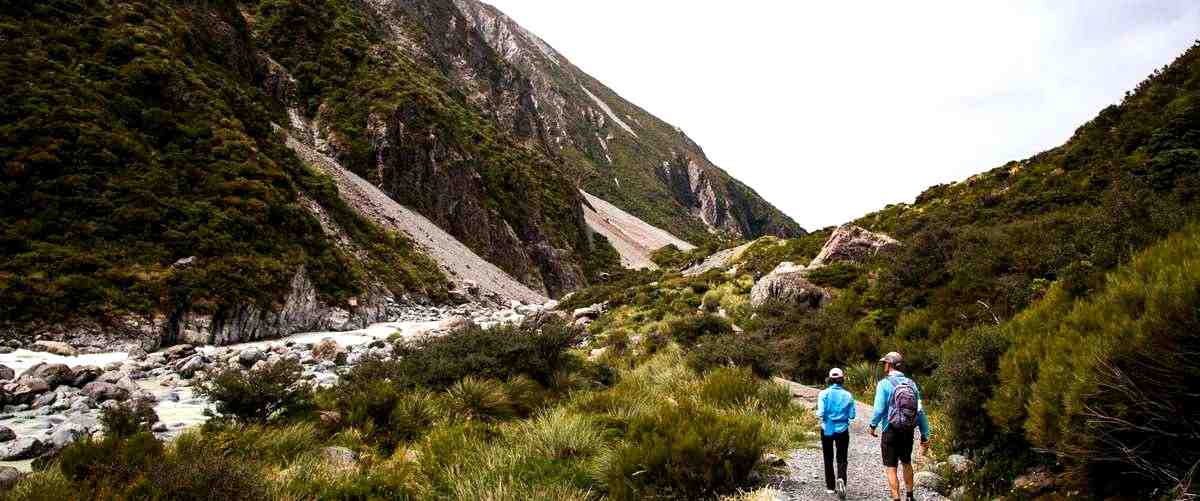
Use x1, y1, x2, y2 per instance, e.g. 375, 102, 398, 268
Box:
881, 428, 914, 467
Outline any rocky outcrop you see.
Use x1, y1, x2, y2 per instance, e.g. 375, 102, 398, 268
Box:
809, 225, 900, 268
683, 241, 757, 276
750, 262, 831, 309
410, 0, 804, 242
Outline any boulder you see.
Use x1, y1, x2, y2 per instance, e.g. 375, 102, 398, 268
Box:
71, 366, 103, 387
162, 344, 195, 360
749, 262, 831, 309
319, 446, 358, 471
0, 365, 13, 381
82, 381, 129, 402
0, 426, 14, 442
31, 340, 78, 357
572, 303, 606, 320
238, 347, 267, 366
914, 470, 945, 492
947, 453, 972, 474
760, 452, 787, 467
0, 437, 46, 460
49, 422, 87, 450
29, 364, 73, 388
809, 225, 899, 268
176, 355, 207, 378
31, 391, 56, 409
0, 465, 22, 490
5, 377, 50, 404
1013, 466, 1055, 494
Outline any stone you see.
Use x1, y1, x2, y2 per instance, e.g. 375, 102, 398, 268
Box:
162, 344, 195, 360
808, 224, 900, 268
49, 422, 87, 450
1013, 466, 1055, 494
320, 446, 358, 470
31, 340, 78, 357
31, 391, 56, 409
238, 347, 267, 366
0, 465, 22, 490
0, 437, 46, 460
947, 453, 972, 474
127, 347, 148, 360
29, 364, 73, 388
0, 426, 14, 442
761, 452, 787, 467
71, 365, 103, 387
176, 355, 207, 378
0, 365, 13, 381
572, 303, 606, 320
5, 377, 50, 404
914, 471, 945, 492
749, 262, 831, 309
82, 381, 129, 402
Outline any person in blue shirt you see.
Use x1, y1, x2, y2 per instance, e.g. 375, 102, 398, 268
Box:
868, 352, 930, 501
817, 367, 855, 499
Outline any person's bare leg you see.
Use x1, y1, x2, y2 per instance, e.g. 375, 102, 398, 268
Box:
886, 466, 900, 499
902, 463, 915, 497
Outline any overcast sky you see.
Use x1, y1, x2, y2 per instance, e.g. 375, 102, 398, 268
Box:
484, 1, 1200, 230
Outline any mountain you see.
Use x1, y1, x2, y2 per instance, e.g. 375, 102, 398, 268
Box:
393, 0, 804, 242
0, 0, 794, 347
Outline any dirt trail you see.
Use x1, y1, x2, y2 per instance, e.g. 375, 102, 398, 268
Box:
772, 379, 947, 501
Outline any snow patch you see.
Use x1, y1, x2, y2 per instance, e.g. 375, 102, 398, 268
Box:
579, 85, 638, 137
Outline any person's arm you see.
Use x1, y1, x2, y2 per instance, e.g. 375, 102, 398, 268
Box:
847, 391, 857, 422
816, 389, 826, 422
870, 379, 888, 429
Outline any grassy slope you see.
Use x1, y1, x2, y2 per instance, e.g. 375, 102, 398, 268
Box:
0, 0, 446, 327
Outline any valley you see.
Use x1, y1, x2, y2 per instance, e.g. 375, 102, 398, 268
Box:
1, 0, 1198, 500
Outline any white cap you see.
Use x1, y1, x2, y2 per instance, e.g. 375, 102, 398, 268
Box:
828, 367, 844, 378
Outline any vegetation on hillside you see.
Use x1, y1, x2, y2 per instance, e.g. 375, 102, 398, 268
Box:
7, 317, 811, 500
0, 0, 446, 329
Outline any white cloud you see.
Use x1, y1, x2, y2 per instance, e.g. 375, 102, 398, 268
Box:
484, 0, 1200, 229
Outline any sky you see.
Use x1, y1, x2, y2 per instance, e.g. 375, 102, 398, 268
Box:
484, 1, 1200, 230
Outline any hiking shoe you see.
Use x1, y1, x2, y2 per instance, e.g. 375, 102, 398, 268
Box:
824, 489, 834, 496
836, 478, 846, 499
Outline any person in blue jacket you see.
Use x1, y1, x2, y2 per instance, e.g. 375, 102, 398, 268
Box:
868, 352, 930, 501
817, 367, 855, 499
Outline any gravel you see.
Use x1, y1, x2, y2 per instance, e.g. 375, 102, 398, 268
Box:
770, 380, 949, 501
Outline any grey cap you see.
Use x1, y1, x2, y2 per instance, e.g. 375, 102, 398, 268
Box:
879, 352, 903, 365
828, 367, 844, 379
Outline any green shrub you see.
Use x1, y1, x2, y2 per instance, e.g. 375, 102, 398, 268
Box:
988, 223, 1200, 497
100, 399, 159, 438
58, 433, 165, 488
382, 316, 584, 389
805, 262, 863, 289
666, 313, 733, 346
698, 367, 763, 408
126, 431, 268, 501
441, 377, 514, 422
596, 401, 768, 500
197, 357, 310, 423
687, 334, 774, 378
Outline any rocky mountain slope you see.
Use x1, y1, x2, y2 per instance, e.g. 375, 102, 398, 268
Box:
398, 0, 805, 243
580, 190, 695, 269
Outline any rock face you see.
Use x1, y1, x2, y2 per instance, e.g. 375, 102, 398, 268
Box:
380, 0, 803, 243
809, 225, 900, 268
580, 190, 695, 269
750, 262, 831, 309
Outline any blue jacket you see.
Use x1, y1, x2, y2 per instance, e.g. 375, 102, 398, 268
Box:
816, 384, 856, 436
869, 371, 930, 440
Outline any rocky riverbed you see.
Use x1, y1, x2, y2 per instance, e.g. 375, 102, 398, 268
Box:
0, 299, 555, 473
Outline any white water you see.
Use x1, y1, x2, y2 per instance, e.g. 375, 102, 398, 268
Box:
0, 320, 444, 471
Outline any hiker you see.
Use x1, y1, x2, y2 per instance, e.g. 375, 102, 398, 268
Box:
868, 352, 930, 501
817, 367, 855, 499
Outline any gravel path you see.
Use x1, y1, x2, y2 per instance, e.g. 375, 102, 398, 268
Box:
771, 379, 948, 501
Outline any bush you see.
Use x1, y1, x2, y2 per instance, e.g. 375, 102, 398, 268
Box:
596, 401, 768, 500
197, 358, 310, 423
933, 325, 1012, 452
127, 431, 269, 500
688, 334, 774, 378
441, 377, 514, 422
987, 224, 1200, 497
666, 313, 733, 346
100, 399, 159, 438
382, 316, 585, 389
698, 367, 763, 408
58, 433, 165, 488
